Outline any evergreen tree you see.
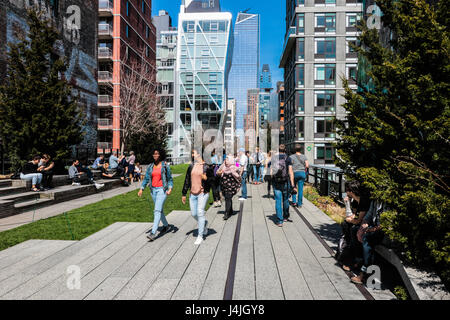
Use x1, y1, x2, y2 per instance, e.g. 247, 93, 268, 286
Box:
0, 10, 85, 172
336, 0, 449, 287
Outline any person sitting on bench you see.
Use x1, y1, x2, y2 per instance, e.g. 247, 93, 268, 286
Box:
20, 155, 44, 192
38, 154, 55, 190
100, 162, 117, 179
69, 159, 104, 189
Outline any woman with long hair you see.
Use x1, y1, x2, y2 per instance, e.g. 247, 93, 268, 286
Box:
138, 149, 174, 242
217, 155, 241, 220
182, 149, 214, 245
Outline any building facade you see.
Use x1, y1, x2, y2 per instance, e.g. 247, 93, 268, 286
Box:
97, 0, 156, 155
175, 0, 232, 159
277, 81, 286, 144
260, 64, 273, 93
280, 0, 362, 165
152, 10, 172, 40
0, 0, 99, 158
228, 12, 260, 134
224, 99, 236, 153
156, 27, 177, 162
245, 88, 259, 150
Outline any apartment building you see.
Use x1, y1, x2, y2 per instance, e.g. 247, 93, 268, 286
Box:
280, 0, 362, 166
97, 0, 156, 154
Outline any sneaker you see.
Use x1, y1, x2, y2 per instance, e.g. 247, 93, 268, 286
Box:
194, 236, 203, 245
160, 225, 172, 234
72, 182, 81, 186
95, 183, 105, 190
218, 200, 222, 206
238, 197, 247, 201
147, 233, 157, 242
203, 221, 208, 236
351, 272, 365, 285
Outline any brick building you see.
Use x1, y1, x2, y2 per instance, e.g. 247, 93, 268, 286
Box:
0, 0, 99, 159
97, 0, 156, 155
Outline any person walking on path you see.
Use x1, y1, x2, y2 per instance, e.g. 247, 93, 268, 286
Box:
210, 150, 222, 207
182, 149, 214, 245
138, 149, 174, 242
252, 147, 265, 184
238, 148, 248, 201
289, 145, 309, 208
127, 151, 136, 184
217, 155, 241, 220
270, 144, 296, 227
264, 151, 273, 198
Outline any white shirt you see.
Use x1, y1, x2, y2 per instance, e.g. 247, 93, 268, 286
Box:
239, 154, 248, 171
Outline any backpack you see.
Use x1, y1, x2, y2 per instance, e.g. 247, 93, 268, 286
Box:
273, 155, 289, 183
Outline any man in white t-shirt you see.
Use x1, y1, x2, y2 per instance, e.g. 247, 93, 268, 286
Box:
238, 148, 248, 201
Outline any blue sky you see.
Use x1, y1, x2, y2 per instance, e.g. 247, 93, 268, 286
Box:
151, 0, 286, 84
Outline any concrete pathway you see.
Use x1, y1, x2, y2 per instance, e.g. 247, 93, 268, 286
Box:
0, 183, 395, 300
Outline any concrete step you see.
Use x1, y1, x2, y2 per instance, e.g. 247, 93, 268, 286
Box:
0, 186, 28, 197
0, 180, 12, 188
14, 198, 55, 213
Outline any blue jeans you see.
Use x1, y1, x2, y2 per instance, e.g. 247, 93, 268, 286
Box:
151, 187, 168, 235
190, 193, 209, 237
254, 165, 263, 182
361, 230, 384, 273
20, 173, 42, 186
291, 171, 306, 206
241, 171, 247, 199
273, 182, 290, 224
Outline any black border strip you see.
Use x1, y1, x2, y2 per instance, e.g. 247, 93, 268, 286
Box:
223, 201, 244, 300
293, 206, 375, 301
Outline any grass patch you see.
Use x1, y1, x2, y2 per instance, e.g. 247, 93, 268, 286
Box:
304, 184, 346, 224
0, 164, 207, 251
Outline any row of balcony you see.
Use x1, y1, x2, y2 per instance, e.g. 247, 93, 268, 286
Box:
99, 0, 113, 17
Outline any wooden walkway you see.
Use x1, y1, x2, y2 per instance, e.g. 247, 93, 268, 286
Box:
0, 184, 379, 300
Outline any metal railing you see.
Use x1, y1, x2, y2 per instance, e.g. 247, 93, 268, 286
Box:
98, 24, 113, 36
97, 118, 113, 127
307, 164, 345, 201
98, 95, 112, 105
99, 0, 114, 11
98, 71, 112, 81
97, 142, 113, 150
98, 47, 113, 59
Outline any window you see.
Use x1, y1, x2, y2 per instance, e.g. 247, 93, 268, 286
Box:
210, 21, 219, 32
201, 49, 210, 56
126, 25, 129, 38
346, 64, 357, 83
183, 21, 195, 33
210, 35, 218, 43
347, 13, 362, 29
315, 117, 335, 138
297, 91, 305, 113
315, 90, 336, 112
180, 61, 186, 69
180, 113, 192, 130
315, 144, 335, 164
186, 34, 194, 43
146, 26, 149, 38
296, 64, 304, 87
297, 117, 305, 139
298, 38, 305, 60
146, 46, 149, 57
315, 64, 336, 85
142, 1, 145, 14
315, 38, 336, 59
126, 1, 129, 16
181, 49, 187, 57
315, 13, 336, 32
186, 74, 193, 83
297, 14, 305, 33
209, 73, 217, 82
201, 60, 209, 69
346, 37, 358, 58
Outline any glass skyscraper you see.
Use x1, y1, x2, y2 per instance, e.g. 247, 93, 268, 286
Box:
228, 12, 260, 134
175, 0, 233, 158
